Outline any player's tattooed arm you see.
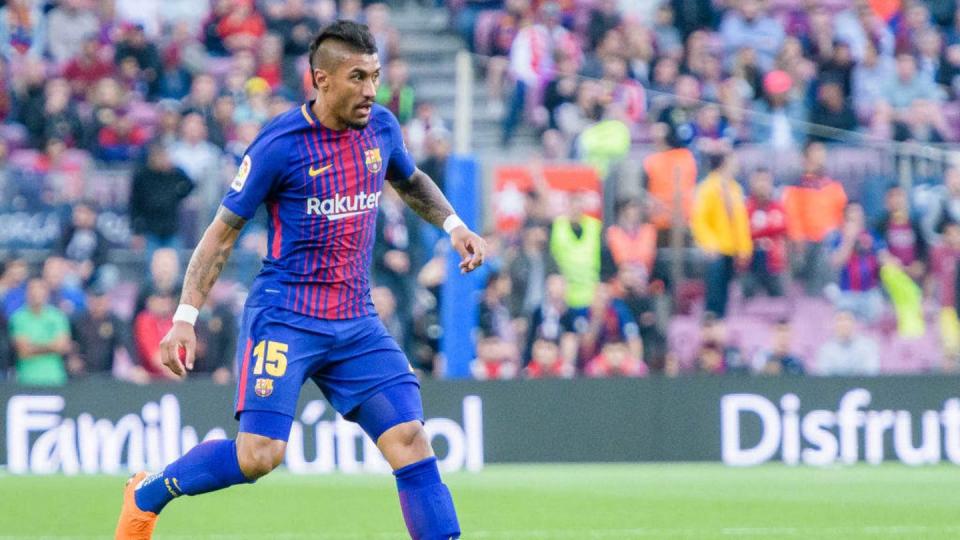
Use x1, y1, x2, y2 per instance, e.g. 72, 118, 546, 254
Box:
392, 168, 488, 273
179, 205, 246, 309
389, 168, 455, 228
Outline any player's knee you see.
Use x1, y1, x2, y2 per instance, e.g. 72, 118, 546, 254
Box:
380, 420, 432, 460
236, 434, 286, 480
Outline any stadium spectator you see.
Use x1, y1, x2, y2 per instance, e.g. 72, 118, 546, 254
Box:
129, 143, 195, 254
502, 6, 553, 146
751, 319, 804, 375
114, 23, 162, 99
68, 283, 131, 378
170, 112, 224, 215
137, 248, 183, 313
751, 70, 806, 151
372, 285, 406, 352
808, 79, 858, 141
852, 40, 895, 118
22, 78, 83, 150
181, 74, 218, 123
46, 0, 100, 65
473, 273, 520, 380
62, 35, 115, 99
365, 3, 400, 68
933, 218, 960, 370
719, 0, 784, 71
0, 0, 47, 61
643, 132, 697, 231
584, 340, 648, 378
874, 185, 928, 280
579, 282, 642, 371
524, 273, 579, 367
691, 151, 752, 317
256, 33, 284, 91
0, 309, 10, 380
416, 128, 451, 196
815, 310, 880, 376
694, 313, 747, 375
656, 74, 701, 149
193, 301, 235, 385
893, 98, 953, 143
214, 0, 266, 53
0, 258, 28, 318
826, 203, 885, 322
55, 202, 109, 286
784, 141, 848, 295
653, 4, 683, 58
744, 167, 787, 298
882, 52, 941, 112
923, 167, 960, 244
524, 337, 574, 378
376, 57, 415, 124
133, 288, 178, 381
586, 0, 620, 52
9, 278, 71, 386
407, 101, 448, 162
374, 186, 423, 351
550, 191, 602, 313
605, 199, 656, 277
507, 223, 557, 317
89, 80, 150, 162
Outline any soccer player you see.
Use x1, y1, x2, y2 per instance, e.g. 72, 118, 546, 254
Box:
114, 21, 484, 540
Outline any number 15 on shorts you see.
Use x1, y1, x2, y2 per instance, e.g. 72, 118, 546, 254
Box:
252, 340, 288, 377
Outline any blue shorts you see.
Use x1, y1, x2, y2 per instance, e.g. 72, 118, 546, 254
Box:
233, 305, 421, 439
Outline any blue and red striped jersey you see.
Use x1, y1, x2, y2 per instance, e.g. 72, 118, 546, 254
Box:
222, 102, 416, 320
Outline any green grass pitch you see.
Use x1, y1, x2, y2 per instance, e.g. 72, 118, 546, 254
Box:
2, 463, 959, 539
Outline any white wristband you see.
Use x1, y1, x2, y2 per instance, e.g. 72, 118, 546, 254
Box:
443, 214, 466, 234
173, 304, 200, 326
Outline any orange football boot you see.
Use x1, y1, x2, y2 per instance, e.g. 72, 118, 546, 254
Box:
114, 471, 158, 539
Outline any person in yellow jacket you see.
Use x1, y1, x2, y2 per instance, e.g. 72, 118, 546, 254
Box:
550, 192, 603, 313
691, 151, 753, 316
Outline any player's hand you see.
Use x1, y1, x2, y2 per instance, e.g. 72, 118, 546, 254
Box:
159, 321, 197, 378
450, 227, 486, 273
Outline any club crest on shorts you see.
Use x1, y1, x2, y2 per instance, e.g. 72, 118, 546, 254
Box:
254, 378, 274, 398
364, 147, 382, 173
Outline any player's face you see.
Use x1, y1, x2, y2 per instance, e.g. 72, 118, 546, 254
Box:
326, 53, 381, 130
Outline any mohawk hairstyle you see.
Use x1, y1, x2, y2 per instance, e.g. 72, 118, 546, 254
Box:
308, 20, 378, 73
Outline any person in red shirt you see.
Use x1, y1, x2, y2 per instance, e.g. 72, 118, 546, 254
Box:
216, 0, 266, 52
524, 338, 575, 378
874, 184, 927, 281
62, 35, 114, 99
584, 341, 648, 378
745, 167, 788, 297
133, 290, 179, 380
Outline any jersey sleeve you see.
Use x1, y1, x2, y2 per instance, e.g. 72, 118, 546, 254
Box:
382, 110, 416, 182
221, 133, 286, 220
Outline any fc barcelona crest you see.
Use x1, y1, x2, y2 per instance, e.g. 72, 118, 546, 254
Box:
254, 378, 274, 398
364, 147, 382, 173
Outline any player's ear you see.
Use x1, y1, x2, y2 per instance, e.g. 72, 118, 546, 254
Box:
313, 68, 328, 91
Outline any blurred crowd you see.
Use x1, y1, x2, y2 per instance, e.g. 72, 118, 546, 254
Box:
452, 0, 960, 379
2, 0, 960, 386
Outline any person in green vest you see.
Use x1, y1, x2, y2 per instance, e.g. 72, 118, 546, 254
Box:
375, 57, 415, 124
9, 277, 71, 386
550, 191, 603, 313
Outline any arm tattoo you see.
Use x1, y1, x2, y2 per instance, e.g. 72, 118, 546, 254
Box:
389, 169, 455, 228
179, 205, 245, 308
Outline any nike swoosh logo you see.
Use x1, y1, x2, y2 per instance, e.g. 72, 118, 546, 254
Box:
309, 163, 333, 177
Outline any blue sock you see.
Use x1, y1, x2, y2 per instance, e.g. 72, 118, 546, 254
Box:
394, 457, 461, 540
134, 439, 251, 514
